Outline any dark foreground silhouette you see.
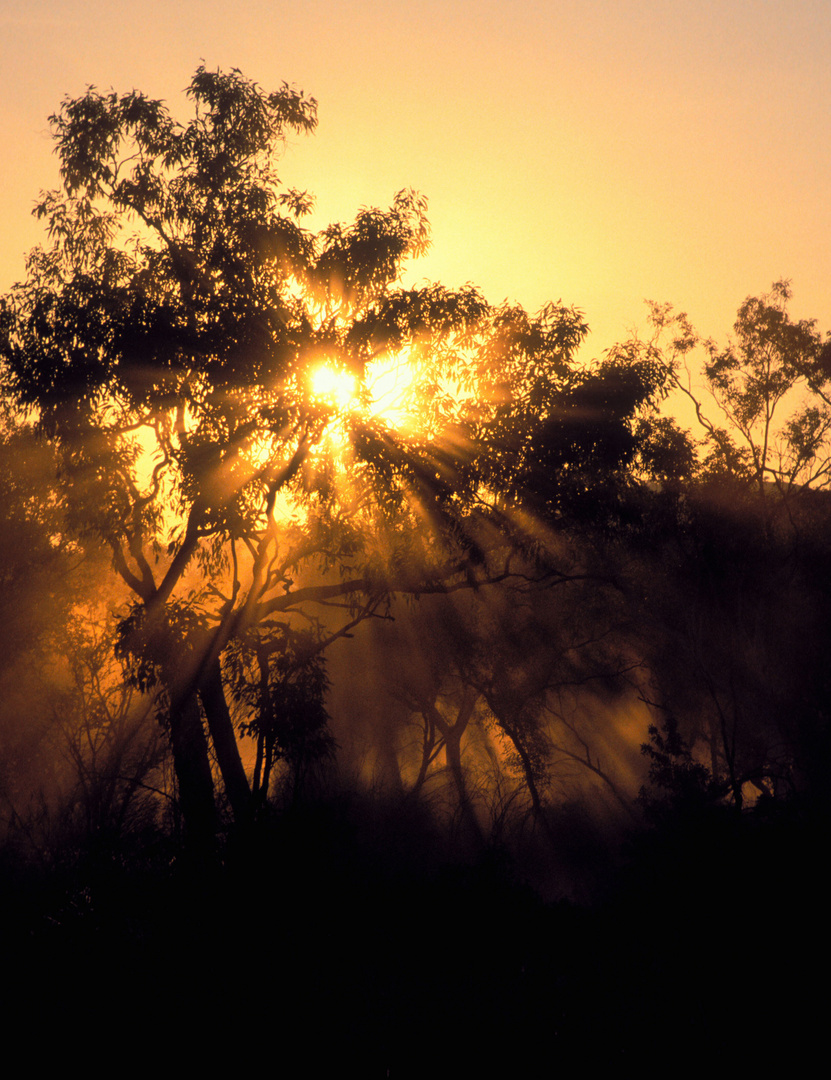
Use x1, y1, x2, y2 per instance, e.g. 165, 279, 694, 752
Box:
2, 789, 824, 1072
1, 68, 828, 1071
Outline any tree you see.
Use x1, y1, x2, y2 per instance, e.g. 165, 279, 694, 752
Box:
642, 282, 831, 498
358, 560, 642, 856
0, 403, 166, 861
37, 609, 167, 859
472, 302, 672, 535
0, 409, 85, 839
0, 67, 662, 847
613, 284, 831, 810
224, 621, 335, 809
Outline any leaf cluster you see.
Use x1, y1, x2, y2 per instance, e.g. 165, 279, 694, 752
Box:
638, 717, 717, 819
224, 622, 334, 770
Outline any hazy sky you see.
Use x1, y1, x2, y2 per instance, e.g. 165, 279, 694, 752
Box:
1, 0, 828, 358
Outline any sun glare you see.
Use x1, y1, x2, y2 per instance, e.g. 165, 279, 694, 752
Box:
311, 365, 358, 409
365, 354, 415, 434
310, 355, 418, 437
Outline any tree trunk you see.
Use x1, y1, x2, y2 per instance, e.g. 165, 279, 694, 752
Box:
495, 712, 557, 845
198, 657, 252, 821
443, 725, 484, 847
168, 690, 218, 854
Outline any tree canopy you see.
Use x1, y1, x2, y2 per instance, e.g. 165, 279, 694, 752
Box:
3, 72, 831, 1070
8, 67, 822, 861
639, 282, 831, 495
0, 67, 669, 845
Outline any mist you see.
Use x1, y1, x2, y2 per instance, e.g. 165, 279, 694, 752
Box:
1, 66, 827, 1067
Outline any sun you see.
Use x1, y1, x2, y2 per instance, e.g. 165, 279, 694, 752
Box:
311, 365, 358, 410
309, 355, 417, 436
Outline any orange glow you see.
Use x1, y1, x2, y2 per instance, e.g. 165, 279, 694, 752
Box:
311, 365, 358, 410
365, 353, 416, 434
310, 355, 419, 437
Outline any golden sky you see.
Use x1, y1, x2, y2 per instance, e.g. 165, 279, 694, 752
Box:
1, 0, 828, 359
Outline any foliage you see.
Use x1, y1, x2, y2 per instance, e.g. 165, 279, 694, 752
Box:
4, 78, 831, 1039
609, 283, 831, 818
224, 622, 335, 802
643, 282, 831, 493
0, 416, 74, 666
638, 717, 716, 820
1, 65, 756, 849
48, 611, 168, 849
473, 302, 673, 532
0, 592, 168, 864
4, 67, 608, 837
114, 597, 210, 698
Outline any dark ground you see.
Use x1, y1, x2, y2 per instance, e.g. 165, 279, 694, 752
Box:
1, 795, 825, 1073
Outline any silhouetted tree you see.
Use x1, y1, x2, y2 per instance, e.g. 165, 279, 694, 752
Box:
0, 68, 493, 845
42, 610, 168, 855
1, 68, 671, 848
616, 284, 831, 809
0, 412, 86, 839
374, 565, 641, 851
224, 621, 335, 807
638, 716, 718, 822
0, 408, 166, 859
639, 282, 830, 498
473, 302, 674, 535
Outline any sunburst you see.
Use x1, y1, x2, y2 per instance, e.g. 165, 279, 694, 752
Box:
310, 354, 418, 437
